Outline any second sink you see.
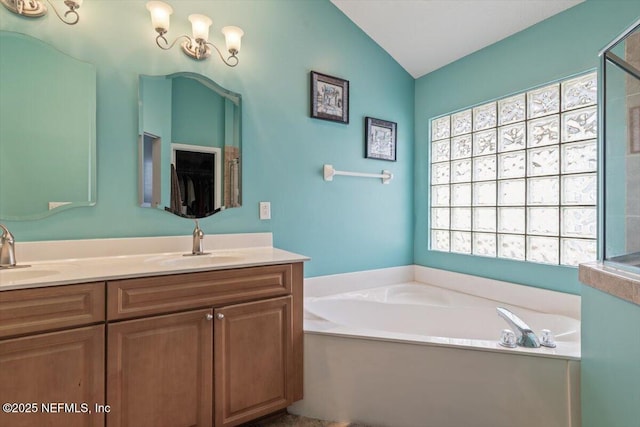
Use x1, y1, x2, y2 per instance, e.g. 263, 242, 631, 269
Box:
145, 252, 245, 267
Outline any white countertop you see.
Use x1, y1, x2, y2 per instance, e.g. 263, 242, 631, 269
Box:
0, 233, 309, 291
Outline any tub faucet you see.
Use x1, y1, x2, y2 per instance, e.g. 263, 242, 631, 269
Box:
192, 220, 205, 255
496, 307, 540, 348
0, 224, 17, 268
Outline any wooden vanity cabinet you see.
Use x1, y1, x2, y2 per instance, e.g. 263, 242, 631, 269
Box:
106, 309, 214, 427
105, 262, 303, 427
0, 283, 106, 427
214, 296, 293, 427
0, 262, 303, 427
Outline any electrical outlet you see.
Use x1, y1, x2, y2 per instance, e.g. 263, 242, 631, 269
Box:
259, 202, 271, 220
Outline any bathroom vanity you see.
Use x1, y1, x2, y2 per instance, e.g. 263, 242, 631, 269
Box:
0, 236, 307, 427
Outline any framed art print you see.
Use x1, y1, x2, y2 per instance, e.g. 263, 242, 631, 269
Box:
310, 71, 349, 124
365, 117, 397, 161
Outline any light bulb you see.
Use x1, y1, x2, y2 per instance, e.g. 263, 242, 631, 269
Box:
221, 26, 244, 54
189, 14, 212, 42
146, 1, 173, 33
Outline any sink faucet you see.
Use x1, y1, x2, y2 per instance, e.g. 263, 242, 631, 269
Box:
496, 307, 540, 348
0, 224, 17, 268
192, 220, 205, 255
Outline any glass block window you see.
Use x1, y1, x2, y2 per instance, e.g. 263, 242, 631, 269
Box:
429, 72, 597, 266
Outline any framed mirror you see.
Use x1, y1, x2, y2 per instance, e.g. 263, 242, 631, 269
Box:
138, 72, 242, 218
0, 31, 97, 220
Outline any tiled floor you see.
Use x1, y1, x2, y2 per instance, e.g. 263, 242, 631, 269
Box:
245, 413, 371, 427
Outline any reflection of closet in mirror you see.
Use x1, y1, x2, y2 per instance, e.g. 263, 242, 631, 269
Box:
170, 144, 221, 218
138, 72, 242, 219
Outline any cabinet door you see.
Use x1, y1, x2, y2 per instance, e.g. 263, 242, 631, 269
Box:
214, 296, 293, 427
0, 325, 105, 427
107, 309, 213, 427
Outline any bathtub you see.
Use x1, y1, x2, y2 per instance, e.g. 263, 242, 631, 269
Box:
289, 266, 581, 427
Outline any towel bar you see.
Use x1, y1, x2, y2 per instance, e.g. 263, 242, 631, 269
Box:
323, 164, 393, 184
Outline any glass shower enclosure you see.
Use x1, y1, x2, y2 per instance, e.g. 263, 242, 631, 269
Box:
601, 18, 640, 273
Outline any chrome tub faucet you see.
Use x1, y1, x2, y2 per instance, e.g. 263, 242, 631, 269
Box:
0, 224, 17, 268
497, 307, 541, 348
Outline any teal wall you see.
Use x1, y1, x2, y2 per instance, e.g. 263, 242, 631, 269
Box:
581, 285, 640, 427
414, 0, 640, 295
171, 76, 225, 149
139, 75, 172, 138
0, 0, 415, 277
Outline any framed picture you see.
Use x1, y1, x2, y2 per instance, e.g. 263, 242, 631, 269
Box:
310, 71, 349, 124
365, 117, 397, 161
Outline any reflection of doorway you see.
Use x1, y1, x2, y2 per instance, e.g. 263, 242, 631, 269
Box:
140, 133, 161, 208
171, 143, 222, 217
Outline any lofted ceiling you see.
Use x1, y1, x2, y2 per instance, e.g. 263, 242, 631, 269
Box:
331, 0, 584, 78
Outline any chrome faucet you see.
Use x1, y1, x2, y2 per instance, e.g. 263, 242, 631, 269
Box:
192, 220, 205, 255
496, 307, 540, 348
0, 224, 17, 268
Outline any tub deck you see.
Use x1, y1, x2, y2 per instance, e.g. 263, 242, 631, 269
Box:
305, 280, 580, 360
290, 266, 581, 427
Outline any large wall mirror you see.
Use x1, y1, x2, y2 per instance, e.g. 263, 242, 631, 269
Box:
138, 72, 242, 219
0, 31, 97, 220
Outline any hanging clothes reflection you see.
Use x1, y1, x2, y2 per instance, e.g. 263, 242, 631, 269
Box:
167, 148, 220, 218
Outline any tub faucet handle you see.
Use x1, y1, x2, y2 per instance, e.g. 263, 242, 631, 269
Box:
540, 329, 557, 348
499, 329, 517, 348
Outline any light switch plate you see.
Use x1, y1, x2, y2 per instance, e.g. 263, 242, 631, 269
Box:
259, 202, 271, 220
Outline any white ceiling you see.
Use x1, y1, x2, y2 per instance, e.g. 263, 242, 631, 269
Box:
331, 0, 584, 78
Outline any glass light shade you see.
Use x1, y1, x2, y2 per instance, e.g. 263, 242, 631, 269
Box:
222, 26, 244, 53
189, 14, 213, 42
146, 1, 173, 32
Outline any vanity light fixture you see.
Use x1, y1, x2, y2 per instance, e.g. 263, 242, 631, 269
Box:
0, 0, 83, 25
146, 1, 244, 67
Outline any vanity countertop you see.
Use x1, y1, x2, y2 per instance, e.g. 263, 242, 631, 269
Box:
0, 234, 309, 291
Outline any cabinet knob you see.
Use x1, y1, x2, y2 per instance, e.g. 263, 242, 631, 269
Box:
206, 313, 213, 321
216, 313, 225, 320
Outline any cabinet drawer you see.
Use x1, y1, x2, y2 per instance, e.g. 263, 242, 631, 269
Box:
107, 264, 293, 320
0, 283, 105, 339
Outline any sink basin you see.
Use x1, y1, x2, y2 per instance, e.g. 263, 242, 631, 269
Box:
0, 267, 61, 284
144, 253, 245, 267
161, 255, 243, 267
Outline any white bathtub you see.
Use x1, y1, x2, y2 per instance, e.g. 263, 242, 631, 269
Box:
289, 266, 581, 427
